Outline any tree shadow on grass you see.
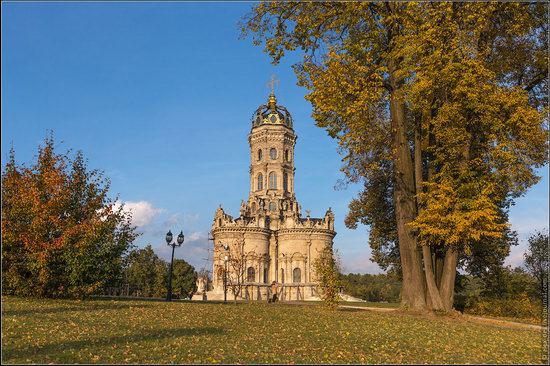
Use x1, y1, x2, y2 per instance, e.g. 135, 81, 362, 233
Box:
4, 326, 225, 361
3, 303, 155, 317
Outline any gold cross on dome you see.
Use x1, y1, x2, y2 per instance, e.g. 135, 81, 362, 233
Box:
267, 74, 280, 95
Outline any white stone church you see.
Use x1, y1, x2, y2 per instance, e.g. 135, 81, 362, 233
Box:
206, 90, 336, 301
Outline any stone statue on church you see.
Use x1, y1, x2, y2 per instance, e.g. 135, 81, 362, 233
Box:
240, 200, 247, 217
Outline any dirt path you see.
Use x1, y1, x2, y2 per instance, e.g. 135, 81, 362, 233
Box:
338, 304, 546, 331
461, 314, 545, 331
339, 305, 397, 312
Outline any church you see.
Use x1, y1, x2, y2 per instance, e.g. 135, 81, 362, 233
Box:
209, 89, 336, 301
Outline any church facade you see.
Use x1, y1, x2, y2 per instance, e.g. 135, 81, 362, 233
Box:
210, 91, 336, 301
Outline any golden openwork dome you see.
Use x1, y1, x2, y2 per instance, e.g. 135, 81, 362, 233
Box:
251, 93, 293, 129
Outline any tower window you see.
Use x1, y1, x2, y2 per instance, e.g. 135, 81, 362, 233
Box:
281, 269, 285, 283
269, 202, 277, 211
293, 268, 301, 283
285, 149, 290, 162
283, 172, 288, 191
263, 267, 268, 283
251, 202, 256, 213
268, 172, 277, 189
270, 148, 277, 160
247, 267, 255, 282
257, 173, 263, 191
258, 149, 262, 161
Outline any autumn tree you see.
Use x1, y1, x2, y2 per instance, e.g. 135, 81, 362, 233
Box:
313, 246, 342, 309
524, 231, 549, 298
242, 2, 548, 311
2, 135, 137, 298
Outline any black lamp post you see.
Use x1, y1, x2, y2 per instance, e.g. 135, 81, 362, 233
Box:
222, 243, 229, 303
165, 230, 184, 301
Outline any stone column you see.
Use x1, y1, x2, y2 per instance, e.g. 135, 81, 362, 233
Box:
271, 237, 278, 282
307, 238, 312, 283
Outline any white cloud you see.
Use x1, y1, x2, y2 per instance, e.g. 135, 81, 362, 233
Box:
152, 235, 211, 270
164, 213, 182, 227
114, 201, 164, 227
186, 231, 203, 242
504, 246, 527, 268
340, 251, 382, 274
509, 216, 549, 237
163, 213, 201, 228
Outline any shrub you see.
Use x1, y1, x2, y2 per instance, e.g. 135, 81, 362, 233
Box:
464, 293, 543, 320
313, 246, 341, 310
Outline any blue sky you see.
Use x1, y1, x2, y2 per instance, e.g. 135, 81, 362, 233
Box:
2, 2, 548, 274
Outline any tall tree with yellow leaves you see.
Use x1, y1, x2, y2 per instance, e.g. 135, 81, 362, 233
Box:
242, 1, 548, 311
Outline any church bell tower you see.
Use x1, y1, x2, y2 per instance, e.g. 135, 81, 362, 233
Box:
247, 82, 300, 223
210, 78, 336, 300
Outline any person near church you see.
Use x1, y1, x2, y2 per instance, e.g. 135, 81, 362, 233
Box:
270, 281, 278, 303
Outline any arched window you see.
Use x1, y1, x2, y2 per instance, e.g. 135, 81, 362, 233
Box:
285, 149, 290, 162
270, 148, 277, 160
293, 268, 301, 283
269, 202, 277, 211
283, 172, 288, 191
281, 269, 285, 283
263, 268, 268, 283
247, 267, 255, 282
257, 173, 263, 191
258, 149, 263, 161
268, 172, 277, 189
251, 202, 256, 213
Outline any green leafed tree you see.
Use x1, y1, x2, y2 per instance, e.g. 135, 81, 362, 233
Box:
172, 259, 198, 299
2, 135, 138, 298
524, 231, 549, 298
242, 2, 548, 311
125, 245, 168, 298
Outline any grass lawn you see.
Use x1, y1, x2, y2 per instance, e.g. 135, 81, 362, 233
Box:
339, 301, 400, 308
278, 300, 399, 309
2, 296, 546, 364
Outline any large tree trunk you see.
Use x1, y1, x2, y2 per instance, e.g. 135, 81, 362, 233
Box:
439, 249, 458, 311
435, 255, 444, 288
389, 63, 426, 311
415, 124, 445, 311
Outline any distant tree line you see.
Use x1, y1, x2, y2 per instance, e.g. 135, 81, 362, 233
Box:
455, 231, 548, 319
2, 136, 197, 299
340, 273, 401, 303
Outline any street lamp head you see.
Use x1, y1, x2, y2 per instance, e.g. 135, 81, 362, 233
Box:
165, 230, 173, 245
177, 231, 184, 245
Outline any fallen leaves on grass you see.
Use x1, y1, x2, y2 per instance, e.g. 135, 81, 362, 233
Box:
1, 297, 545, 364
